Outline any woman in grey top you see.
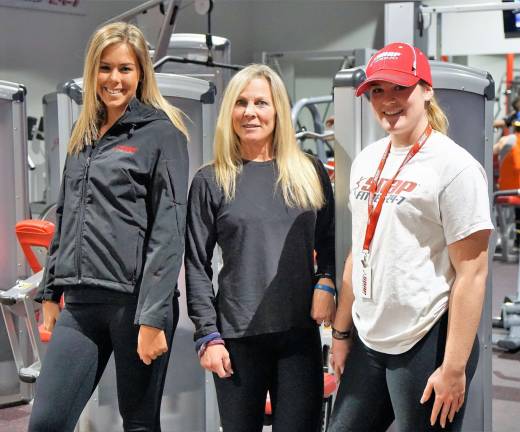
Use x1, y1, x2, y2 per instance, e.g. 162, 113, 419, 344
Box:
185, 64, 335, 432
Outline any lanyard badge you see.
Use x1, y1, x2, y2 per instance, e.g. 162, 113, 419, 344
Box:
360, 125, 432, 300
360, 249, 371, 299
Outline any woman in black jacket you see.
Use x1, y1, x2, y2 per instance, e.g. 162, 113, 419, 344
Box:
29, 22, 188, 432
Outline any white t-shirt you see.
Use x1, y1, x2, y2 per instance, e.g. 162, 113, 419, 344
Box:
349, 131, 494, 354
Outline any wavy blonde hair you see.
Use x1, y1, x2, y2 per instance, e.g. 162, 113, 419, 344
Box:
214, 64, 324, 209
68, 22, 187, 154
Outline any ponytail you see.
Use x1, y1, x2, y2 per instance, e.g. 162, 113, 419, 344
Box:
427, 96, 449, 135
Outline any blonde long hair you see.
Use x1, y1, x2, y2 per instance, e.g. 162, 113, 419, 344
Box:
419, 81, 449, 134
68, 22, 187, 154
427, 95, 449, 134
214, 64, 324, 209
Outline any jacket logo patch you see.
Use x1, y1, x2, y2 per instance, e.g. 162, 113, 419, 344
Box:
115, 145, 138, 154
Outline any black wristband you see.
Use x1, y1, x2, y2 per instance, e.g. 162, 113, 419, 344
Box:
332, 327, 352, 340
314, 272, 334, 281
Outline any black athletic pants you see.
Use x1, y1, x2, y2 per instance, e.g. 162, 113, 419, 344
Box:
328, 312, 479, 432
213, 326, 324, 432
28, 298, 178, 432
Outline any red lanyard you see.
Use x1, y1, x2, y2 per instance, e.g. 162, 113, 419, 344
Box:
361, 125, 432, 262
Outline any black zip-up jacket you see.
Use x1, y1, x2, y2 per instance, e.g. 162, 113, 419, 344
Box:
36, 98, 189, 330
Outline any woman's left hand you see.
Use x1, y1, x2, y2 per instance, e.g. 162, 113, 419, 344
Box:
310, 278, 336, 326
137, 325, 169, 365
420, 364, 466, 428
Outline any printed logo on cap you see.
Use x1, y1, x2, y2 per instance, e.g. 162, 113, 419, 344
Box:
371, 51, 402, 64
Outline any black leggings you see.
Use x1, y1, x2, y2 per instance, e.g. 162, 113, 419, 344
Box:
213, 326, 324, 432
329, 313, 479, 432
28, 298, 179, 432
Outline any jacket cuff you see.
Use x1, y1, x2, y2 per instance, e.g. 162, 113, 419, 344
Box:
195, 332, 222, 352
194, 325, 220, 342
135, 314, 166, 330
34, 287, 63, 304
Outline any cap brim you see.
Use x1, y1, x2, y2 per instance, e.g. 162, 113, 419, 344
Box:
355, 70, 421, 97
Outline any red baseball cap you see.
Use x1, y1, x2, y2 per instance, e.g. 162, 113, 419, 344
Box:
355, 42, 432, 97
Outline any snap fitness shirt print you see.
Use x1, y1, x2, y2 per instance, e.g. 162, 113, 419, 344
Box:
352, 176, 418, 205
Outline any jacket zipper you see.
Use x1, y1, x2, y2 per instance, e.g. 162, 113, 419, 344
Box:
75, 146, 93, 284
73, 111, 132, 284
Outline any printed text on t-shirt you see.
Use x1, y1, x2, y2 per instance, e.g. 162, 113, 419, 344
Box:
353, 176, 418, 205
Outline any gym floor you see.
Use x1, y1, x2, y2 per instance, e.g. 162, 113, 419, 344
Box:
1, 259, 519, 432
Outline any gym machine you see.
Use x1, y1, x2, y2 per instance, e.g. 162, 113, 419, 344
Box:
493, 190, 520, 351
0, 80, 33, 407
154, 33, 239, 109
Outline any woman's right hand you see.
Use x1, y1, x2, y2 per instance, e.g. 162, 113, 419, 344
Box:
42, 300, 61, 332
200, 344, 234, 378
330, 337, 353, 383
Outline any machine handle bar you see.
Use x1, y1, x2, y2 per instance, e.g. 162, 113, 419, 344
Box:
153, 55, 243, 71
295, 130, 335, 141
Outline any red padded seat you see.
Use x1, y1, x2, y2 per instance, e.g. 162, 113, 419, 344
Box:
15, 219, 61, 342
496, 195, 520, 206
15, 220, 55, 273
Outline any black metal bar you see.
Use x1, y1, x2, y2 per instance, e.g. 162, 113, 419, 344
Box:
153, 55, 243, 71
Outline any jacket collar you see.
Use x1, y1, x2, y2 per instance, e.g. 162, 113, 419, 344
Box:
119, 97, 169, 126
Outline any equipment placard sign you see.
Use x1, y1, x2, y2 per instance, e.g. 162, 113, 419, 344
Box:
0, 0, 85, 15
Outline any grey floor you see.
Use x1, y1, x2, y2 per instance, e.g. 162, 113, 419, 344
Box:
1, 259, 520, 432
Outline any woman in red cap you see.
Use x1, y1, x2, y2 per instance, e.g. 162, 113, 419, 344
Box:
329, 43, 493, 431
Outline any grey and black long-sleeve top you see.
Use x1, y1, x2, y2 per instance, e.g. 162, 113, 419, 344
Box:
185, 157, 335, 340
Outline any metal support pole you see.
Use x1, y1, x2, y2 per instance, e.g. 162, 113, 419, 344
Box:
103, 0, 184, 65
103, 0, 163, 25
153, 0, 183, 63
436, 12, 442, 61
